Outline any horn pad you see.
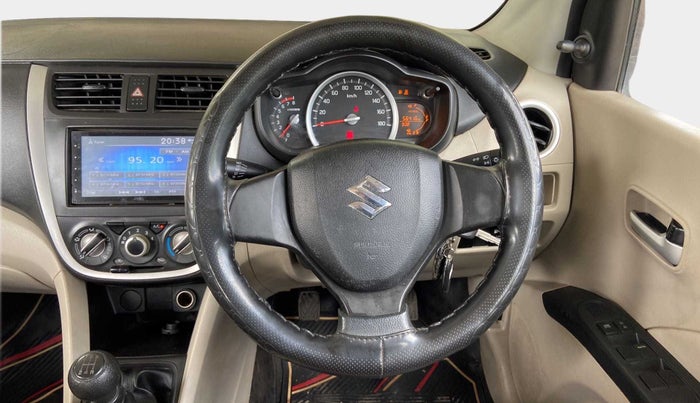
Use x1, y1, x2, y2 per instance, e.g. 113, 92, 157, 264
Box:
287, 140, 443, 291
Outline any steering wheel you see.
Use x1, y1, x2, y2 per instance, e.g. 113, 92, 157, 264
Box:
186, 16, 542, 377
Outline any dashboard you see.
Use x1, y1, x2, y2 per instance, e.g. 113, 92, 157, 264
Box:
1, 18, 578, 286
37, 53, 464, 282
0, 18, 577, 403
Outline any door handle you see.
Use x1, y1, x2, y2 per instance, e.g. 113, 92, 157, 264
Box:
629, 211, 684, 266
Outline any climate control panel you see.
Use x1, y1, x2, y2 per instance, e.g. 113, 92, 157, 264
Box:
64, 218, 195, 274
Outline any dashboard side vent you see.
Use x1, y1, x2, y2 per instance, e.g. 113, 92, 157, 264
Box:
156, 75, 227, 111
469, 48, 492, 61
523, 104, 557, 155
52, 73, 123, 111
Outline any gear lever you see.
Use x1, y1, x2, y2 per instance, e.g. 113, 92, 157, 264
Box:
68, 350, 135, 403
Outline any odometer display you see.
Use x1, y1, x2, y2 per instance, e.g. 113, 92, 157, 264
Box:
306, 71, 398, 146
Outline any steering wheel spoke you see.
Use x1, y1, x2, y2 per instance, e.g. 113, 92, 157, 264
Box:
330, 285, 416, 337
442, 160, 506, 236
227, 169, 300, 250
337, 307, 415, 337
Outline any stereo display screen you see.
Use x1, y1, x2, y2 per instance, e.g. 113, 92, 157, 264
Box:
71, 131, 195, 204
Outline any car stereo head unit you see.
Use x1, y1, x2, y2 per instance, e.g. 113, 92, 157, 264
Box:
70, 129, 195, 205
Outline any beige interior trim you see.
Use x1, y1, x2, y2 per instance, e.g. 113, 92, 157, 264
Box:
1, 207, 60, 292
54, 271, 90, 403
475, 0, 573, 75
480, 279, 626, 402
519, 83, 700, 387
0, 267, 54, 294
532, 84, 700, 333
179, 289, 258, 403
468, 82, 700, 401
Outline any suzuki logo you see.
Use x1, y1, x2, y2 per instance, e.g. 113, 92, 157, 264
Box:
347, 176, 392, 220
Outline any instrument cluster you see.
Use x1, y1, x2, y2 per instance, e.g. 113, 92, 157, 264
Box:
254, 52, 456, 161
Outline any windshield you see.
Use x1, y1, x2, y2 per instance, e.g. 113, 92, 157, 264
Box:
0, 0, 505, 29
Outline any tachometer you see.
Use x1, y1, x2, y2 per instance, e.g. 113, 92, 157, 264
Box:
306, 71, 398, 146
269, 95, 310, 151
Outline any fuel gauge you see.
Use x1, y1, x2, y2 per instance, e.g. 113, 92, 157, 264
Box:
269, 96, 310, 151
398, 103, 431, 137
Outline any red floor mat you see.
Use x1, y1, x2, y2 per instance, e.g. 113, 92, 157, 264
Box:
1, 293, 63, 403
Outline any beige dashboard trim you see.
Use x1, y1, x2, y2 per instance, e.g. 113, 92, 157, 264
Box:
0, 207, 58, 292
179, 290, 258, 403
26, 64, 200, 282
54, 271, 90, 403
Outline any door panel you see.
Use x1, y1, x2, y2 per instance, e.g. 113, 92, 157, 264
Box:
533, 83, 700, 375
482, 83, 700, 402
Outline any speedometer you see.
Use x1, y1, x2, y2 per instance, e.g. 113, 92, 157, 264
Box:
306, 71, 398, 146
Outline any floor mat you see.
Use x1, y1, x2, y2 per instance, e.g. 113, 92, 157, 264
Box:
250, 321, 492, 403
285, 353, 490, 403
1, 293, 63, 403
251, 284, 493, 403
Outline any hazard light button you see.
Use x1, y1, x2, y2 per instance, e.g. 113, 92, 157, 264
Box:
127, 76, 149, 111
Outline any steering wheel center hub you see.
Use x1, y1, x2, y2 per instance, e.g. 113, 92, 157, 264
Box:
287, 140, 443, 291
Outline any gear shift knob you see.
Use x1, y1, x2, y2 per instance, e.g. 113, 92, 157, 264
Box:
68, 350, 131, 403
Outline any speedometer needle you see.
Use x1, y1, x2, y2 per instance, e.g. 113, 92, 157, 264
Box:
313, 114, 361, 127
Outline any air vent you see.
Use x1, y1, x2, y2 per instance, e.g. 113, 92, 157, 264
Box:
522, 102, 559, 156
53, 73, 123, 111
156, 75, 227, 111
470, 48, 492, 61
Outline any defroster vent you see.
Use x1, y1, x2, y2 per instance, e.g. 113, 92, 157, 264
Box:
53, 73, 124, 111
156, 75, 227, 111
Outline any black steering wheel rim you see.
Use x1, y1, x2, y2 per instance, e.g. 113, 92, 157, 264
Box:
186, 16, 543, 377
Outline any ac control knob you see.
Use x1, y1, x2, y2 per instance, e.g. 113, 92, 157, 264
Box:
80, 232, 108, 257
119, 226, 157, 264
72, 227, 113, 266
165, 226, 195, 264
124, 233, 150, 258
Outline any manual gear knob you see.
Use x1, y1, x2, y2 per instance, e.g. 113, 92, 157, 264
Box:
68, 350, 133, 403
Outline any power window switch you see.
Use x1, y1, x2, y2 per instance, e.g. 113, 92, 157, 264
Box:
658, 370, 683, 386
639, 372, 667, 391
618, 343, 656, 362
617, 346, 642, 362
614, 319, 632, 333
635, 343, 657, 359
597, 321, 618, 336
